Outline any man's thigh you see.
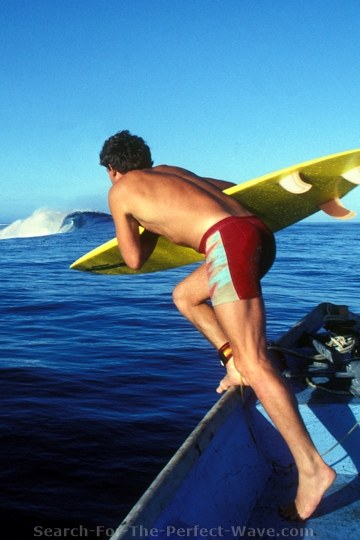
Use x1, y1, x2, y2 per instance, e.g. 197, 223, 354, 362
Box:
173, 263, 210, 306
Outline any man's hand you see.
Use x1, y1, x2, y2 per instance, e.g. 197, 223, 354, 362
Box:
216, 357, 248, 394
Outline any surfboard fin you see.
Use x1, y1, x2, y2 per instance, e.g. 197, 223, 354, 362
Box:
319, 198, 357, 220
342, 166, 360, 185
279, 172, 312, 194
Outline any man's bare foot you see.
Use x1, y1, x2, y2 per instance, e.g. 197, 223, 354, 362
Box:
280, 463, 336, 521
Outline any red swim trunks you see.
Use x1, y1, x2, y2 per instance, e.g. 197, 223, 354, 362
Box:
199, 216, 276, 306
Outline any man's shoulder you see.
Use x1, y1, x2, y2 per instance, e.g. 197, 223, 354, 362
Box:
154, 164, 194, 175
117, 169, 148, 185
123, 165, 194, 181
109, 168, 157, 198
123, 166, 169, 179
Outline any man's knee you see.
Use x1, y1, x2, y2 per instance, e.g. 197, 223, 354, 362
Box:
172, 280, 198, 315
231, 344, 275, 380
172, 282, 188, 313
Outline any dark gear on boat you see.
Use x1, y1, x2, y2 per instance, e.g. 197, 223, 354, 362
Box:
277, 305, 360, 398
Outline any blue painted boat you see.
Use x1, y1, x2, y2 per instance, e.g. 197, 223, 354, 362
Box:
111, 303, 360, 539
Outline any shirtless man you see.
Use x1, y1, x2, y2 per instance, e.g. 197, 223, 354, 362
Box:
100, 130, 336, 521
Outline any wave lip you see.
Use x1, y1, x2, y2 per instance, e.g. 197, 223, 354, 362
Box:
60, 211, 112, 233
0, 209, 112, 239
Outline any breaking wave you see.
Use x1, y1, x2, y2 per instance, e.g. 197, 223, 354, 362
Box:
0, 208, 113, 239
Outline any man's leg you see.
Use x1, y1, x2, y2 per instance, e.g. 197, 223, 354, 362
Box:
173, 265, 335, 519
172, 263, 227, 349
214, 296, 336, 521
173, 264, 248, 385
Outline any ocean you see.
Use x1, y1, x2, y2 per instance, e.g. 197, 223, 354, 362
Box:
0, 209, 359, 539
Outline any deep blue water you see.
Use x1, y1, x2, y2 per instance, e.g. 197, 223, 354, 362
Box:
0, 210, 359, 539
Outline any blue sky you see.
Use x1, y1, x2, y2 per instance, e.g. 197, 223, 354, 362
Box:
1, 0, 360, 223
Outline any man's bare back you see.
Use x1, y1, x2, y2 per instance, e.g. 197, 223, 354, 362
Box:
108, 165, 253, 258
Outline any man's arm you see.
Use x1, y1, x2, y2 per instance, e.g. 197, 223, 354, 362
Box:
138, 229, 160, 265
108, 185, 159, 270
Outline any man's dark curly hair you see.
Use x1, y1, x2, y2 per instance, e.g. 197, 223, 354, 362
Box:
99, 130, 153, 174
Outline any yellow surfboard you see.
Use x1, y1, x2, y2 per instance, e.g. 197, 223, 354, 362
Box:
70, 149, 360, 275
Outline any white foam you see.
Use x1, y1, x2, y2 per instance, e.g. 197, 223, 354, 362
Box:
0, 208, 69, 239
